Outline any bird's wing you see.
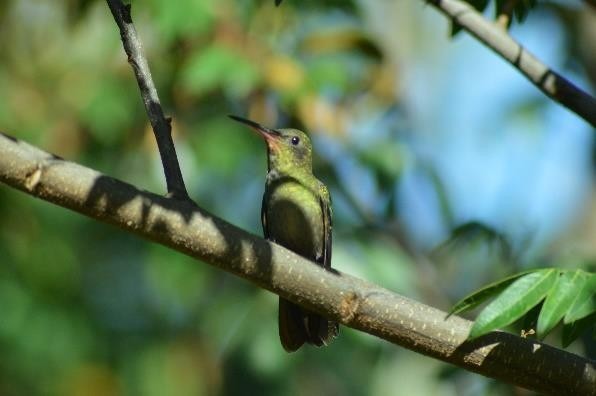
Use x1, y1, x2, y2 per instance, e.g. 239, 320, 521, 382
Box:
261, 190, 270, 239
318, 182, 332, 268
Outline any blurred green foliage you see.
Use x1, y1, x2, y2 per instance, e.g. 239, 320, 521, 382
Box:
0, 0, 595, 395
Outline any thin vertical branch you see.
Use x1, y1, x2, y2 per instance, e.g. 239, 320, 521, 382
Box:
106, 0, 188, 199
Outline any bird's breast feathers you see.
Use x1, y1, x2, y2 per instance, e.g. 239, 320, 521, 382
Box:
264, 177, 325, 259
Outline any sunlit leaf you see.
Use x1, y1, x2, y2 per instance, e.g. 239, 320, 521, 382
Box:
447, 269, 536, 317
564, 273, 596, 323
468, 269, 557, 339
536, 269, 587, 338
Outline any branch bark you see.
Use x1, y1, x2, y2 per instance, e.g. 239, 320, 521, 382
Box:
0, 131, 594, 396
105, 0, 188, 199
427, 0, 596, 128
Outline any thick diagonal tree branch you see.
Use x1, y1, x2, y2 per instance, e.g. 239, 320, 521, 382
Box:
106, 0, 188, 198
0, 132, 594, 396
427, 0, 596, 128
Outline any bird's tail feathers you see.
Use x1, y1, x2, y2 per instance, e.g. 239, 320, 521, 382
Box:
279, 298, 338, 352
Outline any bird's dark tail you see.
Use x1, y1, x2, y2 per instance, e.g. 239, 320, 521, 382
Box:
278, 297, 339, 352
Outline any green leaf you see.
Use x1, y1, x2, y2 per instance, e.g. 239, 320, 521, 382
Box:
536, 270, 587, 338
468, 269, 557, 339
564, 273, 596, 323
448, 269, 537, 317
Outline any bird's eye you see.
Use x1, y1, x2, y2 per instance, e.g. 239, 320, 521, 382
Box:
291, 136, 300, 145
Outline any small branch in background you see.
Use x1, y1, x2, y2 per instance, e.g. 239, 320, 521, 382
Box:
496, 0, 518, 29
427, 0, 596, 128
105, 0, 188, 199
1, 131, 594, 396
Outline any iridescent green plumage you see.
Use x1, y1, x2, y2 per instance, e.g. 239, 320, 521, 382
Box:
230, 115, 339, 352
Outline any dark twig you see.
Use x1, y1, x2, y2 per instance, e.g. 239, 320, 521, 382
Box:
1, 132, 594, 396
427, 0, 596, 128
106, 0, 188, 199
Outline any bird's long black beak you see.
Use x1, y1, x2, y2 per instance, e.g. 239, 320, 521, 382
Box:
228, 115, 281, 138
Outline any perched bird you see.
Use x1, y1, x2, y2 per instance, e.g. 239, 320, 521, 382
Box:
229, 115, 339, 352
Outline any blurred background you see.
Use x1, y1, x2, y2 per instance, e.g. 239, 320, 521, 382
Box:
0, 0, 595, 395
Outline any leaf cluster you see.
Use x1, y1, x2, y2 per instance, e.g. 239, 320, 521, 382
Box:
450, 268, 596, 345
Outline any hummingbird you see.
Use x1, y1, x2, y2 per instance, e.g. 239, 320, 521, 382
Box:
229, 115, 339, 352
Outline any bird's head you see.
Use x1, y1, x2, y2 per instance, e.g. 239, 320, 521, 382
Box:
229, 115, 313, 175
